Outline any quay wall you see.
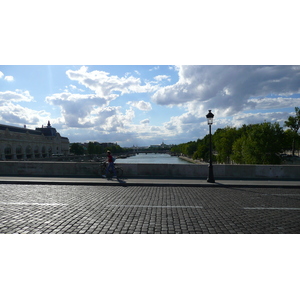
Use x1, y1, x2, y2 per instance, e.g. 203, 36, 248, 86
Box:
0, 161, 299, 180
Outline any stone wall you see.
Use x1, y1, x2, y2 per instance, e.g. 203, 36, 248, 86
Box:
0, 161, 299, 180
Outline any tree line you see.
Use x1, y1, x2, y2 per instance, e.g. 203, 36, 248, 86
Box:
171, 107, 300, 165
70, 142, 126, 156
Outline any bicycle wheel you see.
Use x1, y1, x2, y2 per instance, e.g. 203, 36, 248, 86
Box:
116, 167, 123, 178
100, 164, 106, 176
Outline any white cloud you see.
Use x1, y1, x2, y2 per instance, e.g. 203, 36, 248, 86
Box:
4, 75, 14, 82
127, 100, 152, 111
149, 66, 160, 71
163, 112, 204, 136
68, 84, 85, 92
56, 111, 136, 143
140, 119, 150, 125
231, 111, 290, 128
45, 89, 138, 135
0, 102, 50, 127
0, 90, 33, 102
152, 65, 300, 117
89, 106, 136, 134
154, 75, 171, 82
66, 66, 158, 100
246, 97, 300, 110
45, 92, 109, 127
93, 106, 134, 130
0, 72, 14, 82
43, 67, 161, 141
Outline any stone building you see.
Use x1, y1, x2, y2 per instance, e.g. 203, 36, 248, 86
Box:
0, 121, 69, 160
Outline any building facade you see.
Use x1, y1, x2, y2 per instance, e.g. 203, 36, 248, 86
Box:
0, 121, 69, 160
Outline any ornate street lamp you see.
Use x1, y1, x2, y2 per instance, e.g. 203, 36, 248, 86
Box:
206, 110, 215, 183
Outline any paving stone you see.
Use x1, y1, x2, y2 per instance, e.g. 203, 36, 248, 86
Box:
1, 184, 300, 233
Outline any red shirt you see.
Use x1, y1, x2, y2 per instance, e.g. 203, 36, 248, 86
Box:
107, 154, 113, 163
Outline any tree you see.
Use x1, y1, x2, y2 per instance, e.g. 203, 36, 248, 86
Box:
171, 141, 197, 157
192, 135, 213, 162
231, 136, 247, 164
106, 144, 125, 154
213, 127, 239, 163
171, 120, 287, 165
87, 142, 96, 154
193, 143, 210, 161
70, 143, 85, 155
231, 122, 284, 164
284, 107, 300, 156
184, 141, 197, 157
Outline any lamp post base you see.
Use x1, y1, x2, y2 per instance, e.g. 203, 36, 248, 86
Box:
207, 165, 215, 183
207, 178, 215, 183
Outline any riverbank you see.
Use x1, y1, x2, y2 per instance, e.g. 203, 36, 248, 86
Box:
116, 153, 189, 164
179, 156, 207, 164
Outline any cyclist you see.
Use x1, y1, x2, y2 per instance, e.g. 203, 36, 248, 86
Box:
102, 150, 117, 178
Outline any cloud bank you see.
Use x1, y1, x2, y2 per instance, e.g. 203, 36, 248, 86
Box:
152, 65, 300, 112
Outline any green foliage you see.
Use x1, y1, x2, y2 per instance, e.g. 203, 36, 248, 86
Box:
71, 142, 125, 156
231, 136, 246, 164
213, 127, 239, 163
284, 107, 300, 155
193, 143, 210, 161
284, 107, 300, 132
87, 142, 103, 154
105, 144, 125, 154
87, 142, 125, 155
171, 136, 213, 162
284, 129, 300, 152
171, 141, 197, 156
184, 141, 198, 156
231, 122, 285, 164
70, 143, 85, 155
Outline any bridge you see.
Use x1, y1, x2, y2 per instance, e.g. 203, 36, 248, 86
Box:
130, 149, 173, 154
1, 161, 300, 179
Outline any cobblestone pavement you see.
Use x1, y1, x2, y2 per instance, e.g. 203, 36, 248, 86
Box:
0, 184, 300, 233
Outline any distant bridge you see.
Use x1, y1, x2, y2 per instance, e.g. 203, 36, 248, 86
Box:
130, 149, 172, 154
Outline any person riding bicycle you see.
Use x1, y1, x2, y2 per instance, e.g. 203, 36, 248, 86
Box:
102, 150, 117, 178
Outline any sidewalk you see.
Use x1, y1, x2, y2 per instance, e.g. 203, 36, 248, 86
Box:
0, 176, 299, 187
1, 177, 300, 234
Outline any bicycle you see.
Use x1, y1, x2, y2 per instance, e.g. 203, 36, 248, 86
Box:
100, 161, 123, 178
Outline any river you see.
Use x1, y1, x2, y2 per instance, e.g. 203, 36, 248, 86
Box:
115, 153, 192, 164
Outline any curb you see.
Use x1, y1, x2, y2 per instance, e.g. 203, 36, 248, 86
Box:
0, 178, 300, 188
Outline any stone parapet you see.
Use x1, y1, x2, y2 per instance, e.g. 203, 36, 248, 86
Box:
0, 161, 299, 180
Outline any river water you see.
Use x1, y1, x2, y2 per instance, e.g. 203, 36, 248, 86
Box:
115, 153, 191, 164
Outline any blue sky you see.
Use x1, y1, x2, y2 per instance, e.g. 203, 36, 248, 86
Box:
1, 65, 300, 147
1, 1, 299, 147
